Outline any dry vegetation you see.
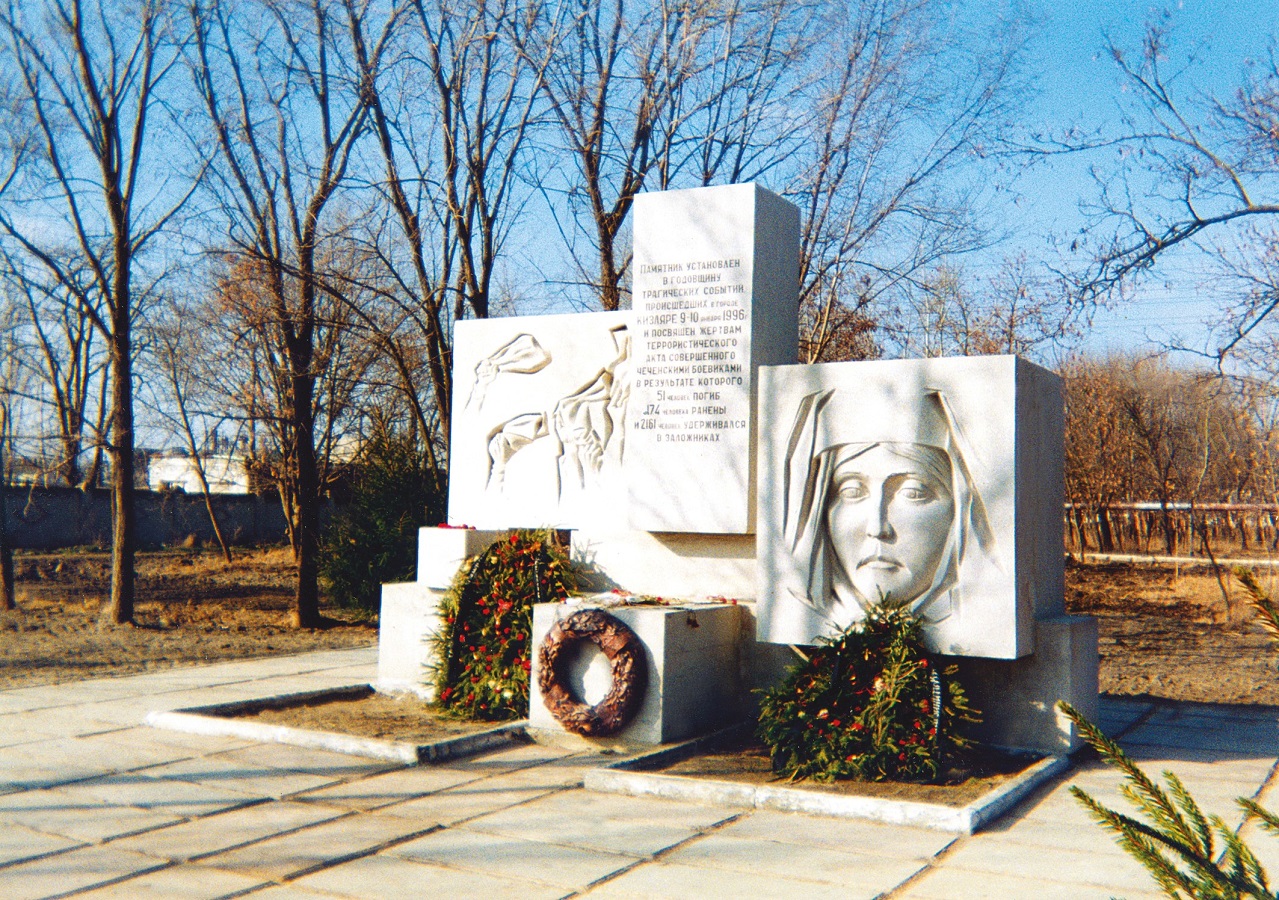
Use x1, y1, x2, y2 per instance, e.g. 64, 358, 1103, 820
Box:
0, 547, 377, 689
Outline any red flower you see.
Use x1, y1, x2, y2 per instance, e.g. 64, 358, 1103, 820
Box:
898, 752, 907, 762
850, 722, 864, 732
509, 534, 518, 545
913, 720, 922, 730
829, 719, 841, 728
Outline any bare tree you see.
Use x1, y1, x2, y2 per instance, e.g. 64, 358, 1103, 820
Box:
144, 305, 234, 563
0, 298, 23, 610
790, 0, 1027, 363
1055, 17, 1279, 366
0, 249, 109, 488
343, 0, 547, 457
191, 0, 370, 627
0, 0, 191, 624
523, 0, 716, 310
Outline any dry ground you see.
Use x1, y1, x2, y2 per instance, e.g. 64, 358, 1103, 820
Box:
3, 549, 1279, 707
1065, 557, 1279, 704
0, 547, 377, 688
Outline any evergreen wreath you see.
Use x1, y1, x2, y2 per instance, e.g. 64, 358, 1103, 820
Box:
756, 605, 978, 783
432, 530, 576, 720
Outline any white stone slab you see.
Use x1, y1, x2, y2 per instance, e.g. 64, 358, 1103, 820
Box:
572, 528, 755, 599
627, 183, 799, 534
529, 602, 746, 745
756, 356, 1062, 659
417, 527, 506, 589
448, 311, 632, 529
377, 581, 444, 699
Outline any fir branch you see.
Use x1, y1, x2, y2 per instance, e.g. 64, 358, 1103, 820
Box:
1234, 568, 1279, 648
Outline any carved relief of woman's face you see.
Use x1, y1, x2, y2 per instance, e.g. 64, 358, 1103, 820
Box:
825, 444, 955, 607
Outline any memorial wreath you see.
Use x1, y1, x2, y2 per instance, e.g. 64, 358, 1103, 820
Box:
432, 531, 577, 720
537, 608, 647, 736
756, 605, 979, 783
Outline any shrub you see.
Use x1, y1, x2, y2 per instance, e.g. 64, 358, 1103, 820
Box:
319, 431, 443, 611
432, 530, 577, 721
756, 606, 978, 783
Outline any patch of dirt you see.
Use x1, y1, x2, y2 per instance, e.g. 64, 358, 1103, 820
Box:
1065, 558, 1279, 705
226, 691, 500, 743
0, 547, 378, 689
656, 734, 1034, 806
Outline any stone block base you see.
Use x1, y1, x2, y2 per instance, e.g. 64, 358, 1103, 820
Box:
376, 582, 444, 699
951, 615, 1099, 755
530, 602, 747, 745
417, 527, 505, 590
571, 528, 756, 600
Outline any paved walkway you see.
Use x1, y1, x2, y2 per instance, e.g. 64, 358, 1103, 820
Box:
0, 649, 1276, 899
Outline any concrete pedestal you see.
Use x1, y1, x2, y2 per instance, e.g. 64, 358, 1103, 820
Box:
529, 602, 747, 745
417, 527, 506, 589
376, 582, 444, 699
951, 615, 1099, 755
376, 528, 507, 698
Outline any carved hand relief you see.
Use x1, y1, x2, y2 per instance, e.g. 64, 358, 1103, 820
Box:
757, 357, 1048, 659
466, 333, 552, 411
482, 324, 630, 499
449, 313, 633, 529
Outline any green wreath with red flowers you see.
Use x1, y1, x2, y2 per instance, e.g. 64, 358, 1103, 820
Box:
431, 530, 578, 721
756, 606, 979, 783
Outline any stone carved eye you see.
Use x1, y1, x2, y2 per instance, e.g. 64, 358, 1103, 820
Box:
899, 479, 938, 503
835, 475, 869, 501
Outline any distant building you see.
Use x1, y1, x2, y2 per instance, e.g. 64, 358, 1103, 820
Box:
148, 452, 250, 494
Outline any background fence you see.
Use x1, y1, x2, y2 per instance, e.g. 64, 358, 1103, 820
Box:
4, 486, 293, 550
1066, 503, 1279, 557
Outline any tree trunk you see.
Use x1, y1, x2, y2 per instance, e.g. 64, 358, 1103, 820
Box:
0, 425, 13, 611
104, 310, 136, 625
1097, 506, 1115, 552
291, 371, 321, 628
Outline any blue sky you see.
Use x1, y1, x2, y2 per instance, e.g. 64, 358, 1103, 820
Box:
1011, 0, 1279, 357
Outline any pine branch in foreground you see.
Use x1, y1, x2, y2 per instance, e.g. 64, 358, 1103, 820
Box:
1059, 701, 1277, 900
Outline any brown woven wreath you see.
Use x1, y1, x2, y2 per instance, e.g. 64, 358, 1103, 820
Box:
537, 609, 647, 736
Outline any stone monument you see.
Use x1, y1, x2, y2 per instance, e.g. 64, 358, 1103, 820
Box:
380, 180, 1096, 755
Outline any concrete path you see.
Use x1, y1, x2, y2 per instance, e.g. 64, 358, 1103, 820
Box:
0, 649, 1275, 899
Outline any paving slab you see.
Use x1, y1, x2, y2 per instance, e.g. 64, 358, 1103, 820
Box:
108, 800, 346, 862
714, 809, 957, 860
580, 859, 863, 899
0, 845, 167, 900
1, 650, 1275, 900
70, 772, 265, 817
0, 822, 83, 866
293, 765, 482, 812
293, 853, 569, 900
0, 785, 183, 842
659, 830, 928, 889
892, 864, 1168, 900
141, 753, 349, 799
376, 780, 562, 827
71, 864, 268, 899
389, 825, 641, 890
464, 790, 742, 857
192, 810, 437, 881
939, 833, 1158, 895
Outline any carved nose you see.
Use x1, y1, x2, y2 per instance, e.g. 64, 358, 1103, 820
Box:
867, 491, 893, 540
